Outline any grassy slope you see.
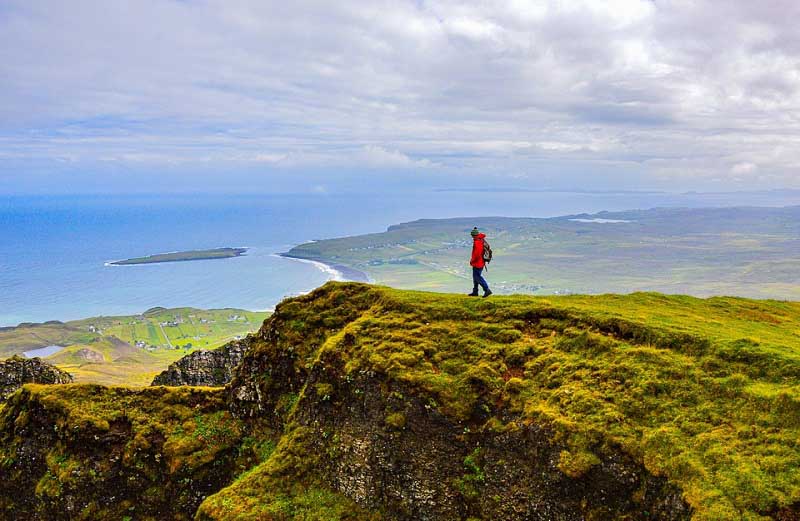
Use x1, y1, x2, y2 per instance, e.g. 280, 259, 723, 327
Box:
0, 307, 269, 385
199, 283, 799, 520
286, 206, 800, 299
0, 323, 95, 358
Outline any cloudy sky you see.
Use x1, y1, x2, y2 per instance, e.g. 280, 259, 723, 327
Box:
1, 0, 799, 193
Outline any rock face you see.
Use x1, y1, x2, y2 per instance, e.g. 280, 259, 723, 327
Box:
207, 283, 692, 520
151, 339, 249, 386
0, 355, 72, 401
72, 348, 105, 363
0, 385, 244, 520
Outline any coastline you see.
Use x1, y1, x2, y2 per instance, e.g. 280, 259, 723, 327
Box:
278, 253, 370, 283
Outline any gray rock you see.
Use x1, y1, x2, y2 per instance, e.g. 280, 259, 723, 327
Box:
150, 338, 249, 387
0, 355, 72, 401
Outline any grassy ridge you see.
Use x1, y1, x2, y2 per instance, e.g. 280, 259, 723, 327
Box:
2, 284, 798, 519
200, 283, 800, 520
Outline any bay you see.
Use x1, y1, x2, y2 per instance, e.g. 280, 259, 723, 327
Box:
2, 190, 799, 326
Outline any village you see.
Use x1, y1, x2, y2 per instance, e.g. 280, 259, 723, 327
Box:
76, 307, 268, 352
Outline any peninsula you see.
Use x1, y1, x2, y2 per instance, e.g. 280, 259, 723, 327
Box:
109, 247, 247, 265
284, 206, 800, 300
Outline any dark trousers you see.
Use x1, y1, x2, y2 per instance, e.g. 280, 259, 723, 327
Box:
472, 267, 490, 293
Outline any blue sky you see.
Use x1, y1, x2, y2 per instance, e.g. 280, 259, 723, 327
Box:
1, 0, 799, 194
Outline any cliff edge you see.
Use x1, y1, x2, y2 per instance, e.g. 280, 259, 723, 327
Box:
0, 355, 72, 402
1, 282, 799, 520
151, 339, 249, 387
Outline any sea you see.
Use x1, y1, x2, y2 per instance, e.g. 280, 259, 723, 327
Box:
2, 190, 800, 327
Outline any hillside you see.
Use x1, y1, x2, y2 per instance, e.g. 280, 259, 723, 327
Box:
1, 282, 798, 520
0, 307, 268, 385
285, 206, 800, 299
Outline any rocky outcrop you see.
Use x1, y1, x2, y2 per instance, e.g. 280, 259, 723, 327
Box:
0, 355, 72, 401
206, 283, 693, 520
0, 385, 245, 520
151, 339, 249, 386
72, 348, 105, 363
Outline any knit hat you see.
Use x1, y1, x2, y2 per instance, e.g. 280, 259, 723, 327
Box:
470, 227, 480, 237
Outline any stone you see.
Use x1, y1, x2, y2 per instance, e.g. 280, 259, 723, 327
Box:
0, 355, 72, 402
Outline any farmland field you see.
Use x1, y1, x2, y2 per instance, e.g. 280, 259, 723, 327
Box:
0, 307, 269, 385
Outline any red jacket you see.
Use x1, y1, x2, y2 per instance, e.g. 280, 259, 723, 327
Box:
470, 233, 486, 268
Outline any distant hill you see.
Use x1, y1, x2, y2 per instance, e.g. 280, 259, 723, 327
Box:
0, 307, 269, 385
286, 206, 800, 299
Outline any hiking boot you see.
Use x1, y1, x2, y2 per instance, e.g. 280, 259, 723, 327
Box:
467, 291, 479, 297
482, 290, 493, 298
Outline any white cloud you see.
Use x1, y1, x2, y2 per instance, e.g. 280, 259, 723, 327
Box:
0, 0, 799, 191
357, 146, 433, 169
731, 162, 758, 175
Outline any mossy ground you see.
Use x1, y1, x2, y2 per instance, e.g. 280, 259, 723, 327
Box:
0, 384, 249, 520
195, 425, 377, 521
202, 282, 800, 521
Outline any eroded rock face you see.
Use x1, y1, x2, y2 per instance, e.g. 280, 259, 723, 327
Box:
7, 283, 779, 520
227, 352, 694, 521
212, 283, 695, 520
73, 348, 104, 363
0, 386, 244, 520
0, 355, 72, 401
151, 339, 249, 387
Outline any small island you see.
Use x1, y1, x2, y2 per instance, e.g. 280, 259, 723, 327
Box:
109, 247, 247, 265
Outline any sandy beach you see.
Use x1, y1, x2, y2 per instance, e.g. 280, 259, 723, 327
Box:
278, 253, 370, 283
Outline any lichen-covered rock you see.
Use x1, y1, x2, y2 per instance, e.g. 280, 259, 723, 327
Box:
0, 355, 72, 401
0, 385, 247, 520
197, 283, 698, 520
151, 339, 249, 387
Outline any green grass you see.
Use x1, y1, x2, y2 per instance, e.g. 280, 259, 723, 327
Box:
0, 322, 96, 358
4, 282, 799, 519
200, 282, 800, 520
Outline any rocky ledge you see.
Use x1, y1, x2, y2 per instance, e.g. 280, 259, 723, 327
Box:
0, 355, 72, 402
151, 339, 249, 387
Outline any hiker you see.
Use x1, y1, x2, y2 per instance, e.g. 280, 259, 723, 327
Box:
468, 227, 492, 298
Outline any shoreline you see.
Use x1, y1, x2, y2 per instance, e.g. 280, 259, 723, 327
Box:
278, 253, 370, 283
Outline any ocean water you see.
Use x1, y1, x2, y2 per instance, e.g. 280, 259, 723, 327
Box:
2, 190, 799, 326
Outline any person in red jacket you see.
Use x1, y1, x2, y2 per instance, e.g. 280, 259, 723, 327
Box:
468, 227, 492, 297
